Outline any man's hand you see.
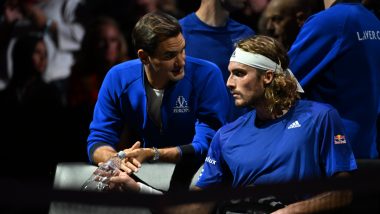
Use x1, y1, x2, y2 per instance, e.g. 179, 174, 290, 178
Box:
121, 141, 150, 173
108, 169, 140, 192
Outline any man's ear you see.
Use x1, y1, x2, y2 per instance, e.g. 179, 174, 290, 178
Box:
263, 70, 274, 85
137, 49, 149, 65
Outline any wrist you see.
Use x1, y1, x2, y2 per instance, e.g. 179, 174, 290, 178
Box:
148, 147, 160, 162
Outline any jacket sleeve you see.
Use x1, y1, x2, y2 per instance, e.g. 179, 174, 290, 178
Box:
86, 68, 124, 162
179, 63, 230, 160
288, 13, 346, 87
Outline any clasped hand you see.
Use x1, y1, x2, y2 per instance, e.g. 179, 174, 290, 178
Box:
120, 141, 154, 174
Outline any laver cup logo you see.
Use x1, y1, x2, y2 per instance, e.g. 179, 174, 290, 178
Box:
173, 96, 190, 113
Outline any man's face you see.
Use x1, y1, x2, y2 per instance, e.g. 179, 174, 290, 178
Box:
264, 0, 299, 50
148, 33, 186, 84
227, 62, 265, 108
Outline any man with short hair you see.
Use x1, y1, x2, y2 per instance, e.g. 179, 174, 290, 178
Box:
87, 12, 229, 191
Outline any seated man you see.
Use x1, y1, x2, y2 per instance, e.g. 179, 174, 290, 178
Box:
108, 35, 357, 213
87, 12, 230, 191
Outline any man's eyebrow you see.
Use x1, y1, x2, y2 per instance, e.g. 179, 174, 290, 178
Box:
231, 68, 247, 72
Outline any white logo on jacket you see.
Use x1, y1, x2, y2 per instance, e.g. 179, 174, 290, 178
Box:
357, 30, 380, 41
287, 120, 301, 129
205, 156, 216, 165
173, 96, 190, 113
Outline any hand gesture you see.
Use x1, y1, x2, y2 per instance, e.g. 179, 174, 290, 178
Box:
108, 169, 140, 192
120, 141, 143, 174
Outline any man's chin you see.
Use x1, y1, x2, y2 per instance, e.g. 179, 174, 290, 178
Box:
234, 101, 245, 108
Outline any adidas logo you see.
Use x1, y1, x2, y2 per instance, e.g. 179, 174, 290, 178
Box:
288, 120, 301, 129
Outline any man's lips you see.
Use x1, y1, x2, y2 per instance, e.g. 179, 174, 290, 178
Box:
171, 69, 183, 75
231, 92, 241, 98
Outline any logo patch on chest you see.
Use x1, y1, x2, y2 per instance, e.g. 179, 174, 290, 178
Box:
173, 96, 190, 113
287, 120, 301, 129
334, 135, 347, 144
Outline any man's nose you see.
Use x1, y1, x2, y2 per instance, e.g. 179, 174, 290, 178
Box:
226, 74, 235, 89
175, 51, 186, 68
265, 19, 275, 35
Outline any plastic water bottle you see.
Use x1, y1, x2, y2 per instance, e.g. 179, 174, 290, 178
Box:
81, 151, 127, 191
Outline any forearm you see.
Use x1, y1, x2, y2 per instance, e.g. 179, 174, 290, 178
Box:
275, 190, 353, 214
124, 146, 181, 164
92, 145, 118, 164
158, 147, 181, 163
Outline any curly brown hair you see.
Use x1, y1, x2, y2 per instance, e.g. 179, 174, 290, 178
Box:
236, 35, 300, 116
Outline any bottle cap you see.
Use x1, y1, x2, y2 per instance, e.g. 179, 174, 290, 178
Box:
117, 151, 127, 159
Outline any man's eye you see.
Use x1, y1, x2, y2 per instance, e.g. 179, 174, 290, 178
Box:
234, 71, 245, 77
271, 15, 283, 23
163, 53, 176, 59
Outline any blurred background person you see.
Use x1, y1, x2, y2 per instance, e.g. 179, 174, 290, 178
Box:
259, 0, 323, 50
32, 0, 86, 106
0, 33, 66, 180
231, 0, 270, 32
157, 0, 185, 18
0, 0, 86, 106
68, 16, 129, 154
288, 0, 380, 159
0, 0, 23, 90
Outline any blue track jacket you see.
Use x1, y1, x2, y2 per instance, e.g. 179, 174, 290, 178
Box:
87, 57, 229, 162
289, 3, 380, 158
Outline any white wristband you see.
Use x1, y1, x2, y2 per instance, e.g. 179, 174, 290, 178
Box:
137, 182, 163, 195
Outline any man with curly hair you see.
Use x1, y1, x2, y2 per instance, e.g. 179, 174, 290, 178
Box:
193, 35, 357, 213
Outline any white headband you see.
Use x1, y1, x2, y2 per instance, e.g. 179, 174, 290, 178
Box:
230, 48, 304, 93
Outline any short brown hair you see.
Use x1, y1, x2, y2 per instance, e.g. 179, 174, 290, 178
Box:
132, 12, 182, 54
236, 35, 300, 115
